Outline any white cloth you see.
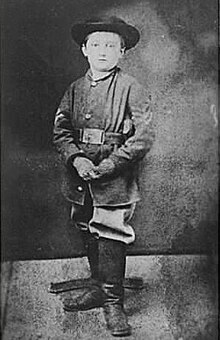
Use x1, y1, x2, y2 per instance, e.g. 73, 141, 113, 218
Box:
88, 204, 136, 244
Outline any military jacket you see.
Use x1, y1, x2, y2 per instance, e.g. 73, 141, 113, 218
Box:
53, 67, 154, 206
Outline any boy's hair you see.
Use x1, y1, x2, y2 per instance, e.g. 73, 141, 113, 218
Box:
82, 32, 126, 50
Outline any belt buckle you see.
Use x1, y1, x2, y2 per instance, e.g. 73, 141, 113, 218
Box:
82, 128, 104, 144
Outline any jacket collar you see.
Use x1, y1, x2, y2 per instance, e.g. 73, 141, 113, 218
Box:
86, 67, 118, 84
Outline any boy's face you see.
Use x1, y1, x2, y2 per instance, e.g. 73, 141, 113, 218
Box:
82, 31, 125, 73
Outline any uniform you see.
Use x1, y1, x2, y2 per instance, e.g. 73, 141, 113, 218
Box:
53, 67, 154, 243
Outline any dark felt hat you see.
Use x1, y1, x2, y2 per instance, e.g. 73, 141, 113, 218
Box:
71, 16, 140, 50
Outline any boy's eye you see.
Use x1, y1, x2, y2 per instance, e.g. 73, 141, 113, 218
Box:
90, 42, 116, 48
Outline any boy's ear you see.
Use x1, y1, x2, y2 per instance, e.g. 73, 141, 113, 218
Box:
81, 44, 88, 57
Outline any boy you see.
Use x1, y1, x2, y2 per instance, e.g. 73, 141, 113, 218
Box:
53, 16, 154, 337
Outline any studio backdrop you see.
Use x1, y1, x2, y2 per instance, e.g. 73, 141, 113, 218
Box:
2, 0, 218, 260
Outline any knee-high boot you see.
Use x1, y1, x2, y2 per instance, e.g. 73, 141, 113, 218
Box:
63, 232, 105, 311
99, 238, 131, 337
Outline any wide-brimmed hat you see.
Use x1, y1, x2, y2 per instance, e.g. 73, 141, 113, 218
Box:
71, 16, 140, 50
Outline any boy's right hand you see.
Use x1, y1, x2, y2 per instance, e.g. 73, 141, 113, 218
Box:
73, 157, 95, 181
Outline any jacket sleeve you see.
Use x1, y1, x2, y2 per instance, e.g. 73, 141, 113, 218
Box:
108, 81, 155, 170
53, 84, 85, 165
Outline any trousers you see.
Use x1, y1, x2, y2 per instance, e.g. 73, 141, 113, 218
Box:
70, 188, 136, 244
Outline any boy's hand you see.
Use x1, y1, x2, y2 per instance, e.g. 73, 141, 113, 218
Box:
73, 157, 95, 181
89, 158, 116, 180
73, 157, 115, 181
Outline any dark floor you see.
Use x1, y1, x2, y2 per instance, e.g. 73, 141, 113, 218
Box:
1, 255, 218, 340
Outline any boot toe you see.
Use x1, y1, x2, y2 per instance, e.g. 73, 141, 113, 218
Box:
63, 287, 104, 312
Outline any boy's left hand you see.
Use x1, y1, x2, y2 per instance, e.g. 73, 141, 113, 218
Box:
83, 158, 115, 181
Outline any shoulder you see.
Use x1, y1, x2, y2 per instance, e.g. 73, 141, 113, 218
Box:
117, 68, 145, 90
117, 68, 136, 84
74, 74, 86, 86
117, 69, 150, 104
66, 74, 86, 91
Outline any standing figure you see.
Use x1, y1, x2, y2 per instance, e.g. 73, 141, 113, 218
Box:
53, 16, 154, 337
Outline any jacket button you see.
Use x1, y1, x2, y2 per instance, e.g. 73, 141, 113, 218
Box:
91, 81, 97, 87
77, 186, 83, 192
85, 113, 92, 120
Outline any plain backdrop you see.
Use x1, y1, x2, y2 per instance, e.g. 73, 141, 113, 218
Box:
1, 0, 218, 260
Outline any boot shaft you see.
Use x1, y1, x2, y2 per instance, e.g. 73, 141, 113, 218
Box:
80, 230, 99, 280
86, 236, 99, 280
98, 237, 126, 285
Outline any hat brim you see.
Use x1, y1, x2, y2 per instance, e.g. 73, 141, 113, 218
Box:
71, 22, 140, 50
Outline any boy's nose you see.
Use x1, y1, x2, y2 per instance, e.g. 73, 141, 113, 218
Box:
99, 45, 107, 55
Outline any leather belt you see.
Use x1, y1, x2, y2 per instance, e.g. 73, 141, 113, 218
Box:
73, 128, 124, 145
